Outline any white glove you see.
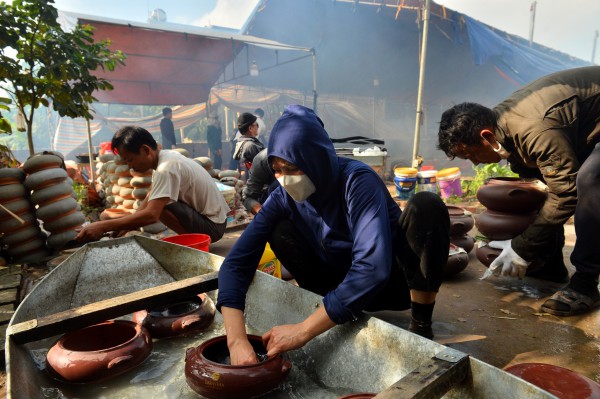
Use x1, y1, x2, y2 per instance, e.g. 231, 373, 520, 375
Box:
485, 240, 531, 279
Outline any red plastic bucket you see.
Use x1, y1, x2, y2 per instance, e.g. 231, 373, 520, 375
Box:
99, 142, 113, 155
161, 234, 211, 252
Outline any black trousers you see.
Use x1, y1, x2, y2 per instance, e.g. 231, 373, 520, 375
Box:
268, 191, 450, 311
571, 142, 600, 276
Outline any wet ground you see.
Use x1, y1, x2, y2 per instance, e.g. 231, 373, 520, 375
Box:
209, 217, 600, 385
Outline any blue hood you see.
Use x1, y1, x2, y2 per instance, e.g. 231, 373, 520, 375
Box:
267, 105, 339, 198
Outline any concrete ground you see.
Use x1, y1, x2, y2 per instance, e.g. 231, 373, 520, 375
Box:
210, 219, 600, 385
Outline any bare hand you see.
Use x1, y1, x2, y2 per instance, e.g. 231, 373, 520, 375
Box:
262, 323, 309, 358
228, 337, 259, 366
75, 222, 107, 243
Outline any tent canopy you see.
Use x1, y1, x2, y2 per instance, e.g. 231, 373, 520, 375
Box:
58, 11, 312, 106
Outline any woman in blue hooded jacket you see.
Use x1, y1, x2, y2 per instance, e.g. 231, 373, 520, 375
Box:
217, 105, 450, 365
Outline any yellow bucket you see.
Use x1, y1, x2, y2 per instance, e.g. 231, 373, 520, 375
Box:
394, 167, 418, 178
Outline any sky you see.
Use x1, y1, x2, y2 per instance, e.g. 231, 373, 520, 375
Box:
53, 0, 599, 63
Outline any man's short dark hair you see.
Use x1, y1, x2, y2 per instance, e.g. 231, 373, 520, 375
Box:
112, 126, 158, 154
254, 108, 264, 117
162, 107, 172, 117
437, 102, 496, 159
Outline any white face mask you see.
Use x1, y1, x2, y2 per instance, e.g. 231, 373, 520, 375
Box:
277, 174, 316, 202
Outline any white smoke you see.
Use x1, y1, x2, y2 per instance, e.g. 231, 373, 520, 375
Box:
194, 0, 259, 29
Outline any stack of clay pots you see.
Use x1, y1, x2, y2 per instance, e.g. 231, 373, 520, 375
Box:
444, 205, 475, 278
24, 152, 85, 252
475, 177, 547, 267
94, 152, 116, 203
0, 167, 49, 264
195, 156, 244, 221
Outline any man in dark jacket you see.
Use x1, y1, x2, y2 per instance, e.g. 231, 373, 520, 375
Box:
206, 115, 223, 170
437, 66, 600, 317
217, 105, 450, 365
160, 107, 176, 149
241, 148, 277, 215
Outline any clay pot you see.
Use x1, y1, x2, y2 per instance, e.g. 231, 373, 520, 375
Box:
30, 180, 74, 206
185, 334, 292, 399
475, 209, 537, 240
477, 177, 547, 214
337, 395, 377, 399
46, 320, 152, 383
23, 152, 64, 174
443, 244, 470, 278
0, 198, 33, 222
475, 245, 502, 267
0, 168, 25, 185
505, 363, 600, 399
25, 168, 68, 190
132, 294, 216, 338
0, 183, 27, 202
450, 234, 475, 253
447, 205, 474, 236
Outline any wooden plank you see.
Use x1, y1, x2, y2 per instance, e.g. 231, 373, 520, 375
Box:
374, 348, 469, 399
0, 273, 20, 290
0, 288, 17, 306
7, 271, 219, 345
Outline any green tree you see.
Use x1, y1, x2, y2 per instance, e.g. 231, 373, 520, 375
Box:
0, 0, 126, 156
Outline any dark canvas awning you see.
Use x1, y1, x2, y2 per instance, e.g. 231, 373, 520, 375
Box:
58, 12, 312, 106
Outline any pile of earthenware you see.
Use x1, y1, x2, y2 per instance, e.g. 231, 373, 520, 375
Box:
0, 167, 49, 263
442, 205, 475, 278
195, 156, 244, 221
24, 152, 86, 251
475, 177, 547, 267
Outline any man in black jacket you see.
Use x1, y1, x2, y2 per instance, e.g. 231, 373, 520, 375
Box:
160, 107, 176, 150
437, 66, 600, 317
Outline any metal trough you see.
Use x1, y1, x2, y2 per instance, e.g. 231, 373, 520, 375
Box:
5, 236, 557, 398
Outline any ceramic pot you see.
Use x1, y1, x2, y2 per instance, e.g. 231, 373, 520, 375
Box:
25, 168, 68, 191
0, 168, 25, 185
505, 363, 600, 399
477, 177, 547, 214
23, 152, 64, 174
0, 183, 27, 202
46, 320, 152, 383
475, 245, 502, 267
132, 294, 216, 338
443, 244, 470, 278
0, 198, 33, 222
185, 334, 292, 399
475, 209, 537, 240
30, 180, 74, 206
447, 206, 474, 236
450, 234, 475, 253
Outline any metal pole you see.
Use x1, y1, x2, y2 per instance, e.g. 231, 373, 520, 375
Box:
86, 118, 95, 183
311, 49, 318, 112
528, 1, 537, 46
592, 30, 599, 64
411, 0, 430, 168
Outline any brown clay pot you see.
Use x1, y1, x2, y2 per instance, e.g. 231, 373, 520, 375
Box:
0, 168, 25, 185
475, 209, 537, 240
23, 153, 64, 174
476, 177, 547, 214
505, 363, 600, 399
185, 334, 292, 399
447, 205, 474, 236
450, 234, 475, 253
46, 320, 152, 383
443, 244, 470, 278
475, 245, 502, 267
132, 294, 216, 338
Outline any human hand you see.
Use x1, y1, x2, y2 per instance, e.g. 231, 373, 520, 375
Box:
228, 337, 259, 366
75, 222, 107, 243
262, 323, 310, 358
487, 240, 531, 279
